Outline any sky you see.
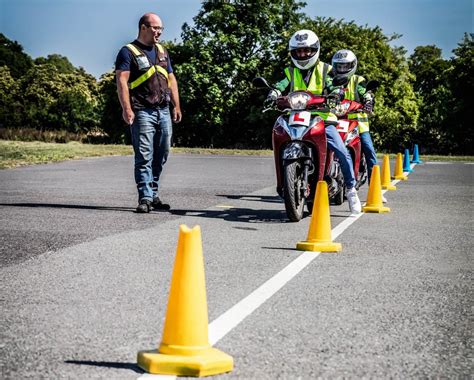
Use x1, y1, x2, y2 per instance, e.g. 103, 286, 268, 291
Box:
1, 0, 472, 79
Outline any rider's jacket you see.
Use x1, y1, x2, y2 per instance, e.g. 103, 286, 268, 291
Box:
275, 61, 337, 121
343, 75, 370, 134
125, 42, 171, 110
326, 74, 371, 134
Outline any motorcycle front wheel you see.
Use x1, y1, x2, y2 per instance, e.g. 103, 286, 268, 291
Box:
356, 153, 368, 190
283, 160, 306, 222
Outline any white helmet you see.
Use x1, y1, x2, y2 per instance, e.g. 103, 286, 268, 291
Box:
331, 49, 357, 80
289, 29, 320, 70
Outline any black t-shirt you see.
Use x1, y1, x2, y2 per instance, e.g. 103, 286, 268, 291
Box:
115, 40, 173, 73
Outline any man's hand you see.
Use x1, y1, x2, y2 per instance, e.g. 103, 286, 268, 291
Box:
122, 108, 135, 125
172, 107, 182, 123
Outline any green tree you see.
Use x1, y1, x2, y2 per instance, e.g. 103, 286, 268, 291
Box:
97, 71, 129, 143
34, 54, 76, 74
409, 45, 452, 153
0, 33, 33, 79
448, 33, 473, 154
0, 66, 23, 129
19, 63, 99, 133
167, 0, 307, 147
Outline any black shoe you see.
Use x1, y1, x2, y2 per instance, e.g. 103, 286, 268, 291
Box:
136, 199, 151, 213
152, 196, 170, 210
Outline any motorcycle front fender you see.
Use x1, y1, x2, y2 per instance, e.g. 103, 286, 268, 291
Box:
282, 142, 311, 161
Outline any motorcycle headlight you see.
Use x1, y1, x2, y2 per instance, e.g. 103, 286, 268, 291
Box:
333, 102, 350, 117
288, 92, 311, 110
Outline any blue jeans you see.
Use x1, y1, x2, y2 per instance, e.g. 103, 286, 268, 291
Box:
325, 125, 356, 189
360, 132, 377, 182
130, 106, 172, 202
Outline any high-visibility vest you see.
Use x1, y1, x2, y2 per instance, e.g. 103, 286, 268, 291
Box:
284, 62, 337, 121
284, 61, 331, 95
125, 43, 170, 89
345, 75, 370, 133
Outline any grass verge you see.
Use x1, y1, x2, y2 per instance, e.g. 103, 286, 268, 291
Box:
0, 140, 472, 169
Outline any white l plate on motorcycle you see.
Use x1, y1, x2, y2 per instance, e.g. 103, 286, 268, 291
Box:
289, 111, 311, 127
337, 120, 349, 132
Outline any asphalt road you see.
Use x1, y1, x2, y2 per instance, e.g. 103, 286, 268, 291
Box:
0, 155, 472, 379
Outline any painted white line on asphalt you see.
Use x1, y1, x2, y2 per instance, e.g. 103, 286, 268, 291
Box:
425, 161, 452, 164
137, 167, 414, 379
208, 249, 320, 345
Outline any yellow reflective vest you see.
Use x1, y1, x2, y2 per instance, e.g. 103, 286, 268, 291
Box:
284, 62, 337, 121
344, 75, 370, 133
125, 43, 170, 89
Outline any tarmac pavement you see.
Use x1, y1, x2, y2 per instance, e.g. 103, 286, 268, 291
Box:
0, 155, 472, 378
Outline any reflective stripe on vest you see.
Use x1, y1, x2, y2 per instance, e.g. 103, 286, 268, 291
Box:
284, 61, 331, 95
346, 75, 370, 133
126, 43, 169, 89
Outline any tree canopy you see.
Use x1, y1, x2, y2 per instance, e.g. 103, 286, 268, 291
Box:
0, 10, 472, 154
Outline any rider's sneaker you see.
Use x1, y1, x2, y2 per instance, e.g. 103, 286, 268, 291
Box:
152, 196, 171, 211
346, 187, 362, 214
136, 199, 151, 213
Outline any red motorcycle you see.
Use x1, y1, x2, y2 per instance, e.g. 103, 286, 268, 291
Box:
253, 77, 366, 222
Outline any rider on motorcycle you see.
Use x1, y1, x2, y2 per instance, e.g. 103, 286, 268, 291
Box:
327, 49, 379, 186
267, 30, 362, 213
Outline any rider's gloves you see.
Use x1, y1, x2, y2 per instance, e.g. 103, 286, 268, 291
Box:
363, 92, 375, 113
330, 87, 345, 101
266, 89, 281, 102
264, 89, 281, 108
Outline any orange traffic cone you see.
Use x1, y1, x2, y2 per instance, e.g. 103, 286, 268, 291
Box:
363, 165, 390, 213
296, 181, 342, 252
381, 155, 396, 190
392, 153, 408, 180
137, 225, 233, 377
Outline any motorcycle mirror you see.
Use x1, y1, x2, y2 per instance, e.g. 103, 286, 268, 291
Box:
332, 75, 349, 87
366, 80, 380, 92
252, 77, 271, 89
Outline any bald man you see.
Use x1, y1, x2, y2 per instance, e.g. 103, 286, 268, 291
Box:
116, 13, 181, 213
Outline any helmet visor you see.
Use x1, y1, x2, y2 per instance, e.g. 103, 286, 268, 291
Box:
335, 62, 354, 74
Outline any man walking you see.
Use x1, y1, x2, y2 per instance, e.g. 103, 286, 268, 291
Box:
116, 13, 181, 213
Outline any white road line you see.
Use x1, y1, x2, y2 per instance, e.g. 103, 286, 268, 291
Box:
137, 167, 413, 379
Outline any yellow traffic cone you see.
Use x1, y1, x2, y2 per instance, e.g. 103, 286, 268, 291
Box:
363, 165, 390, 213
137, 225, 233, 377
381, 155, 396, 190
392, 153, 408, 180
296, 181, 342, 252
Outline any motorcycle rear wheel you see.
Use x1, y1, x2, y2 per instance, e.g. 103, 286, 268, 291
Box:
283, 161, 305, 222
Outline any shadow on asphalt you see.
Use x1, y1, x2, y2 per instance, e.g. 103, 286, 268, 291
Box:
0, 203, 135, 212
216, 194, 282, 203
169, 207, 290, 223
64, 360, 143, 373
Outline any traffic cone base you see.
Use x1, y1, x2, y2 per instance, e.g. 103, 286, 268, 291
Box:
137, 348, 233, 377
382, 183, 397, 190
392, 174, 407, 180
296, 181, 342, 253
296, 240, 342, 252
362, 205, 391, 213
